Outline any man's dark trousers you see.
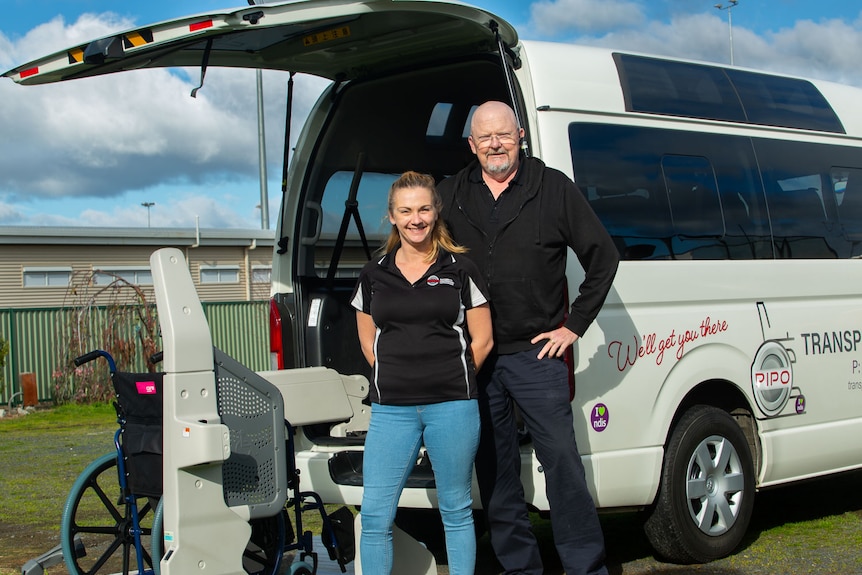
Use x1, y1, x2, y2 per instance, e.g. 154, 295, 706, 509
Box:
475, 349, 608, 575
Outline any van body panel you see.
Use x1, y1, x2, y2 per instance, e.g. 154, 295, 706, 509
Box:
520, 41, 627, 118
816, 81, 862, 136
574, 259, 862, 480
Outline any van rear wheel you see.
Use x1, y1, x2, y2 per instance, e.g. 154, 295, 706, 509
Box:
644, 405, 755, 564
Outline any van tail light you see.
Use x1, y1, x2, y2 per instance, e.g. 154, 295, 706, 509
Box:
269, 298, 285, 370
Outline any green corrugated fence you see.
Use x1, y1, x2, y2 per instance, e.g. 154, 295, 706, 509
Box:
0, 301, 269, 406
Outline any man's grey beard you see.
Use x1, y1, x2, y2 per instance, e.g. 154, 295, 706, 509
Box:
485, 157, 513, 176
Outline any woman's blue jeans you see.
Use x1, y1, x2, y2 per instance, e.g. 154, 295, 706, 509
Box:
360, 399, 480, 575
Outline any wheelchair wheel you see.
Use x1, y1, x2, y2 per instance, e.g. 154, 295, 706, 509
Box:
151, 497, 286, 575
244, 511, 287, 575
61, 452, 157, 575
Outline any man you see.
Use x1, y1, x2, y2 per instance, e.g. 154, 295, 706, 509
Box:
438, 101, 619, 575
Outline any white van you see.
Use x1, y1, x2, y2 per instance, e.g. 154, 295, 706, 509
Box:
7, 0, 862, 567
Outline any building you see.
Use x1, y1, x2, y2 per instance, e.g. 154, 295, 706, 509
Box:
0, 226, 276, 308
0, 226, 278, 404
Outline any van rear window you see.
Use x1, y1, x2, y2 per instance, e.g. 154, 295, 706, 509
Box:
614, 53, 845, 134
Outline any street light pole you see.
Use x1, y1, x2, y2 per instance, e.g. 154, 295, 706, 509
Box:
249, 0, 270, 230
256, 69, 270, 230
714, 0, 738, 66
141, 202, 155, 228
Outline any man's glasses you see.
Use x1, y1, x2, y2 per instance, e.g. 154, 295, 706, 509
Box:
472, 132, 519, 149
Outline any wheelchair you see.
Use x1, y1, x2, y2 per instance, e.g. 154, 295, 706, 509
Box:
59, 348, 354, 575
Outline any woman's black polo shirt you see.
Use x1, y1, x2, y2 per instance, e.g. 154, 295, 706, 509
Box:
350, 248, 489, 406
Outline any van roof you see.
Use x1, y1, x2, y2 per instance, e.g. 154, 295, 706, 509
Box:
520, 40, 862, 139
2, 0, 517, 86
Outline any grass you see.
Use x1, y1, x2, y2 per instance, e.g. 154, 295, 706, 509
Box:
0, 403, 339, 575
0, 404, 117, 575
2, 405, 862, 575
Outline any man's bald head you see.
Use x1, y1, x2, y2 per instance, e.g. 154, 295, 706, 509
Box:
468, 101, 524, 182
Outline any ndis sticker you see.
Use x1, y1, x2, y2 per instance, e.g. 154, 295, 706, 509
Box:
591, 403, 609, 432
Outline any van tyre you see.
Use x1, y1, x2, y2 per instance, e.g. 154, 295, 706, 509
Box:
644, 405, 755, 564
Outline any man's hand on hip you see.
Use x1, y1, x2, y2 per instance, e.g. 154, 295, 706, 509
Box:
532, 325, 579, 359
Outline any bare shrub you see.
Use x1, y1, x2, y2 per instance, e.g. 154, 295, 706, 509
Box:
52, 270, 159, 405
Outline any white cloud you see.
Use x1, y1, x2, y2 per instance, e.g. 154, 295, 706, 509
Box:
76, 192, 258, 229
3, 13, 133, 65
758, 16, 862, 86
0, 201, 24, 225
529, 0, 645, 36
562, 12, 862, 88
0, 13, 329, 226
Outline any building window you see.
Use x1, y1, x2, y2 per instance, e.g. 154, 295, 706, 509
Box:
252, 266, 272, 284
23, 267, 72, 287
200, 266, 239, 284
93, 267, 153, 286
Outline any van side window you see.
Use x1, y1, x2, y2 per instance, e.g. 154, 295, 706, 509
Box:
570, 122, 862, 260
426, 103, 454, 137
726, 69, 844, 133
753, 139, 845, 258
614, 53, 844, 134
314, 171, 397, 277
615, 54, 745, 123
569, 123, 769, 261
425, 101, 479, 145
832, 168, 862, 252
660, 155, 724, 237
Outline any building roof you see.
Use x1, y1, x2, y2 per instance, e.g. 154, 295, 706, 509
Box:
0, 226, 276, 247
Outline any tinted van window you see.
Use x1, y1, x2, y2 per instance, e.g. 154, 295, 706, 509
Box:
570, 122, 862, 260
753, 139, 858, 258
569, 123, 770, 260
615, 54, 745, 123
832, 167, 862, 246
726, 69, 844, 133
615, 53, 844, 133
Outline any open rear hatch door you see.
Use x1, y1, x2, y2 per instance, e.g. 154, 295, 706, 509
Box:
4, 0, 517, 85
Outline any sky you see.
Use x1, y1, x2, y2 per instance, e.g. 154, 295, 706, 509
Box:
1, 0, 861, 230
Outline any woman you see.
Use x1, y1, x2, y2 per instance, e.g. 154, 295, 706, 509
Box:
350, 171, 493, 574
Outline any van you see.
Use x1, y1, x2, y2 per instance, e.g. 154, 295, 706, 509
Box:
7, 0, 862, 568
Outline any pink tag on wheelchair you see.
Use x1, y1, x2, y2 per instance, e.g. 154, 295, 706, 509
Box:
136, 381, 158, 394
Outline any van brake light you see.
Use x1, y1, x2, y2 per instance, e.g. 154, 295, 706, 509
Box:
269, 298, 284, 370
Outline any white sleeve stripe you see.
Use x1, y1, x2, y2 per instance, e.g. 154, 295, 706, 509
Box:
454, 301, 472, 398
350, 288, 364, 311
467, 277, 488, 307
372, 325, 382, 401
